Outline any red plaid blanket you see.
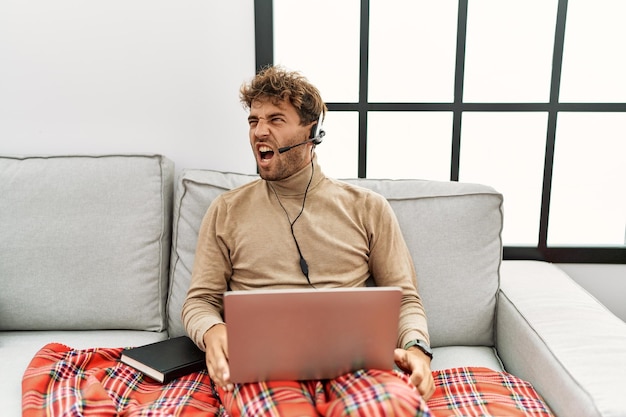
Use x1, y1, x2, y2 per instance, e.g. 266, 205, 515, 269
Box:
22, 343, 553, 416
428, 367, 553, 416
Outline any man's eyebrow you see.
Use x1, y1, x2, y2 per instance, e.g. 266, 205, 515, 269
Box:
248, 112, 286, 122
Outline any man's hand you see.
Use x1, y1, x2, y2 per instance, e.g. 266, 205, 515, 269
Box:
203, 324, 234, 391
393, 347, 435, 401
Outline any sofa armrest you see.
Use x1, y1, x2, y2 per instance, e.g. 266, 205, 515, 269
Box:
496, 261, 626, 417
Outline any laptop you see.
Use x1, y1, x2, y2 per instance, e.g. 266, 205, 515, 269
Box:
224, 286, 402, 384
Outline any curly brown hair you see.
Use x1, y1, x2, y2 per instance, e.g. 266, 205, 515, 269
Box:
240, 65, 327, 126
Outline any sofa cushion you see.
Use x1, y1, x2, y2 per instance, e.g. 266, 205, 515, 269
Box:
430, 346, 503, 372
168, 170, 503, 347
168, 170, 258, 337
1, 329, 167, 417
0, 155, 174, 331
345, 178, 503, 347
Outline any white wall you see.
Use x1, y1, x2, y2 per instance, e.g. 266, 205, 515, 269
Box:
1, 1, 624, 322
0, 0, 257, 175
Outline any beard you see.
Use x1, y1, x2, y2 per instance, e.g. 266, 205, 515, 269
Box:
256, 131, 312, 181
258, 148, 308, 181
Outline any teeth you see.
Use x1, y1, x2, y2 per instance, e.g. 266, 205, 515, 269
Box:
259, 145, 272, 153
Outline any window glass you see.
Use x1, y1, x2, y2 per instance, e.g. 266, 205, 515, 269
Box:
559, 0, 626, 102
548, 113, 626, 246
459, 112, 548, 245
463, 0, 558, 103
368, 0, 458, 102
269, 0, 626, 260
315, 112, 360, 179
273, 0, 360, 103
367, 112, 452, 180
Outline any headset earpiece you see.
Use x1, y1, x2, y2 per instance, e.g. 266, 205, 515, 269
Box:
309, 113, 325, 145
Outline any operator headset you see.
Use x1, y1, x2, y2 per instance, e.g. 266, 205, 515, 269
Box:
310, 113, 325, 145
270, 113, 325, 287
277, 113, 325, 153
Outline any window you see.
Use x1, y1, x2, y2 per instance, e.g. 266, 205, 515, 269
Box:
255, 0, 626, 263
549, 113, 626, 246
273, 0, 360, 103
367, 112, 453, 180
459, 112, 547, 246
368, 1, 457, 103
559, 0, 626, 102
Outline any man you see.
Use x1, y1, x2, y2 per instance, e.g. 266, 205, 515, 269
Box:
182, 65, 435, 416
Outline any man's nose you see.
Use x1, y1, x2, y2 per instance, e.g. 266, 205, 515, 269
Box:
254, 119, 270, 138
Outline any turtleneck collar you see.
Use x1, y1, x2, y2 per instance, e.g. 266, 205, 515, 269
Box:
265, 154, 325, 197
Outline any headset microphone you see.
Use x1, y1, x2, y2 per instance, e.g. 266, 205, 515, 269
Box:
278, 136, 321, 154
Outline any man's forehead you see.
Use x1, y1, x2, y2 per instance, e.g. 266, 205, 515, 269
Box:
250, 98, 297, 115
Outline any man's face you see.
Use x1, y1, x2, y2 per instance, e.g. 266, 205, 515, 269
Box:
248, 98, 315, 181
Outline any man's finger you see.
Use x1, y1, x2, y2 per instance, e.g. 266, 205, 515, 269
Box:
393, 348, 409, 370
417, 373, 435, 401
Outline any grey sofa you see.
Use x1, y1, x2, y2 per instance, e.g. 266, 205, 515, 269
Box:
1, 154, 625, 417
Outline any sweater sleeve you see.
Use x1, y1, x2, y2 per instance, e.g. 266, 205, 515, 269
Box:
181, 196, 232, 351
366, 194, 430, 348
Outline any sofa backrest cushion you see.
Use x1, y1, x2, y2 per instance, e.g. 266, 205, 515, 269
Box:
168, 169, 503, 347
168, 170, 258, 337
0, 155, 174, 331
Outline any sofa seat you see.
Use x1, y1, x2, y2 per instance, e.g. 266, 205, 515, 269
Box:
2, 330, 167, 417
498, 261, 626, 417
430, 346, 503, 372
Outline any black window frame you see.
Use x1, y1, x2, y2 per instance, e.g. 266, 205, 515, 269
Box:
254, 0, 626, 264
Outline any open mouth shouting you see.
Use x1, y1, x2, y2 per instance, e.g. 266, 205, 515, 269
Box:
259, 145, 274, 161
256, 144, 277, 171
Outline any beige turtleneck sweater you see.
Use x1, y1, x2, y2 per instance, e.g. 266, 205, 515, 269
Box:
182, 157, 429, 351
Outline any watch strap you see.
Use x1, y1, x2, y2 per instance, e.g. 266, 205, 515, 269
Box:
403, 339, 433, 359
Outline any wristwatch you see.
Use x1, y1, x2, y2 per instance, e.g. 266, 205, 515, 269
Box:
403, 339, 433, 359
